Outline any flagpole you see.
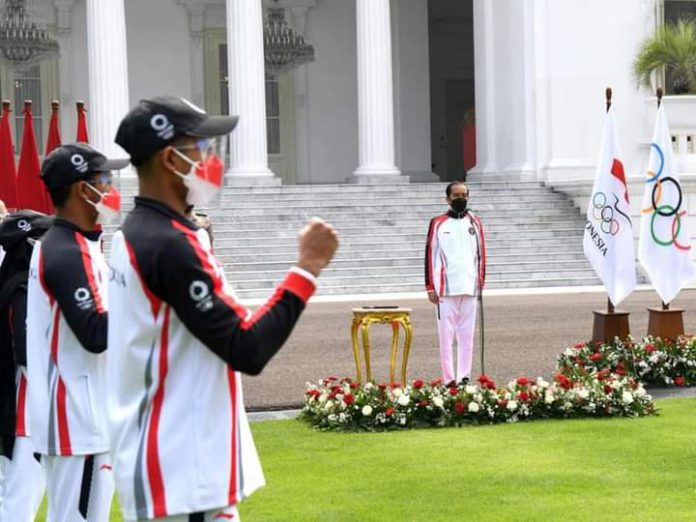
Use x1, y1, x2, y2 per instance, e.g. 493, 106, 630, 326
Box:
605, 87, 615, 316
656, 87, 670, 312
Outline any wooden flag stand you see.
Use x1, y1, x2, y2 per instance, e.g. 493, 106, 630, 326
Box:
590, 88, 631, 344
593, 299, 630, 344
645, 89, 686, 339
647, 302, 685, 338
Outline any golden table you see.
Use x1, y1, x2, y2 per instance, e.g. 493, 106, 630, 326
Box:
350, 307, 413, 384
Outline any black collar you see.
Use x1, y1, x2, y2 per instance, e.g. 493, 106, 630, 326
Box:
447, 209, 468, 220
53, 219, 103, 241
134, 197, 198, 230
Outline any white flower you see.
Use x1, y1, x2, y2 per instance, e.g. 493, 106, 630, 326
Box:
433, 396, 444, 409
364, 382, 374, 391
506, 400, 518, 411
564, 348, 575, 357
649, 354, 660, 364
578, 389, 590, 400
328, 414, 337, 421
622, 391, 634, 405
536, 378, 550, 389
361, 405, 373, 416
338, 413, 346, 422
465, 385, 477, 394
610, 380, 622, 390
468, 402, 480, 413
392, 387, 403, 398
397, 394, 410, 407
634, 387, 646, 397
323, 400, 333, 411
474, 394, 483, 403
319, 394, 328, 404
544, 392, 554, 405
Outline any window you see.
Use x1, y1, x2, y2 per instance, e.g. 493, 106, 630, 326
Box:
665, 0, 696, 23
214, 42, 281, 155
13, 65, 43, 147
0, 59, 59, 154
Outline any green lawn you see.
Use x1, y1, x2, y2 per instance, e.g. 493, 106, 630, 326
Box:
37, 398, 696, 521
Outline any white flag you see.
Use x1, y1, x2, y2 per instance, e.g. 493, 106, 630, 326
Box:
638, 104, 696, 304
583, 106, 636, 305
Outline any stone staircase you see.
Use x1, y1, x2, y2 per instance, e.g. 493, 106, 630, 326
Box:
111, 178, 600, 299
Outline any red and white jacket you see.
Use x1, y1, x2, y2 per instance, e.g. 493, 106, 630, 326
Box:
107, 198, 316, 520
26, 220, 109, 456
425, 209, 486, 297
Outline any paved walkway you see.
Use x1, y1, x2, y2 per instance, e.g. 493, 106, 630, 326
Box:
241, 287, 696, 410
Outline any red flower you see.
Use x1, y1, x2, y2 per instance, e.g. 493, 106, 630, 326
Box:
378, 384, 387, 391
418, 400, 428, 408
478, 374, 492, 384
615, 363, 627, 377
344, 394, 355, 405
350, 383, 358, 390
574, 342, 586, 350
574, 357, 585, 367
594, 340, 603, 348
485, 381, 497, 390
449, 387, 459, 396
454, 402, 466, 414
604, 385, 613, 394
497, 399, 508, 407
385, 407, 395, 417
675, 376, 685, 387
516, 377, 530, 387
306, 389, 320, 399
413, 379, 424, 390
327, 376, 339, 382
645, 344, 656, 354
430, 378, 443, 387
596, 369, 609, 381
390, 383, 401, 390
590, 353, 602, 362
518, 392, 529, 402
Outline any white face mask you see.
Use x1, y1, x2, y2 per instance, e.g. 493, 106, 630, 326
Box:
172, 148, 224, 207
85, 183, 121, 225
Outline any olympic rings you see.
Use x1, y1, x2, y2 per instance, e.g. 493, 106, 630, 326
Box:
646, 143, 664, 183
651, 176, 682, 217
590, 191, 621, 236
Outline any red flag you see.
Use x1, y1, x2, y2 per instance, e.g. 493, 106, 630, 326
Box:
45, 100, 62, 154
76, 101, 89, 143
0, 101, 19, 212
41, 101, 62, 213
17, 101, 49, 213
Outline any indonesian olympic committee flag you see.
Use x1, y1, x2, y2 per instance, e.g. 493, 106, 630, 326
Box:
638, 104, 696, 304
583, 106, 636, 305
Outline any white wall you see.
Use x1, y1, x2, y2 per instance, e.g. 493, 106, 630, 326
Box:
304, 0, 358, 183
125, 1, 192, 103
392, 0, 433, 181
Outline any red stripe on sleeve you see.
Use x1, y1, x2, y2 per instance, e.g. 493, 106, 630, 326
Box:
147, 306, 170, 517
74, 233, 105, 314
38, 247, 55, 306
280, 271, 315, 303
15, 373, 27, 436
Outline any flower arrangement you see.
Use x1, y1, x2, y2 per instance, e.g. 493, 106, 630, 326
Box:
556, 336, 696, 387
301, 373, 654, 432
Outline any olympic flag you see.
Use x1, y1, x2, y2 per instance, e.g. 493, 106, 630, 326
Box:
583, 106, 636, 305
638, 104, 696, 304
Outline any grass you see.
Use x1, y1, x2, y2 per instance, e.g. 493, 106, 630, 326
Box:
36, 398, 696, 521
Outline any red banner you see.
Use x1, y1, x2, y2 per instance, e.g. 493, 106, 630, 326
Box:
0, 101, 19, 211
17, 101, 50, 213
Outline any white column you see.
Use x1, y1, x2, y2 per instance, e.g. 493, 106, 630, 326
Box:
86, 0, 130, 159
353, 0, 401, 181
226, 0, 274, 180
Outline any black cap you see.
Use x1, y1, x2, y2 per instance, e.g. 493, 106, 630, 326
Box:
40, 143, 130, 191
115, 96, 239, 166
0, 210, 54, 251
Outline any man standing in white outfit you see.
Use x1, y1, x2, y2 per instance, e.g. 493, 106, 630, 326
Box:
425, 181, 486, 384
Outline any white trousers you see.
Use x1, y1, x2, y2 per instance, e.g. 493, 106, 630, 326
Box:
44, 453, 114, 522
130, 505, 240, 522
0, 436, 45, 522
437, 294, 477, 383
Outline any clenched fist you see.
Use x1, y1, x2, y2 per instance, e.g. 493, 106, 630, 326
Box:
297, 217, 339, 277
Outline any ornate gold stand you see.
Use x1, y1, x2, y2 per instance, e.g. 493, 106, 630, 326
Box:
350, 307, 413, 384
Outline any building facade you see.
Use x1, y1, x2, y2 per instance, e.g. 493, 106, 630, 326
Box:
0, 0, 688, 185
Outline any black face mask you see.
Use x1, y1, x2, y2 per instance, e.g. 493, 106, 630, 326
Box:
450, 198, 468, 213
